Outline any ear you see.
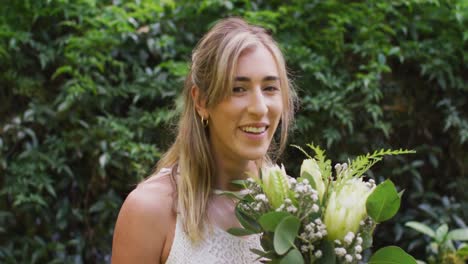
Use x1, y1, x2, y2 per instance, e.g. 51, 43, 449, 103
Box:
191, 85, 208, 118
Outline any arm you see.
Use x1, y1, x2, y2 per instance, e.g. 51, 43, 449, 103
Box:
112, 180, 173, 264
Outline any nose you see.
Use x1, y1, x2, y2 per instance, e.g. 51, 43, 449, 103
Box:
247, 87, 268, 116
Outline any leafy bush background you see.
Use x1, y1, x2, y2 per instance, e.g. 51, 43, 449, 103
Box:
0, 0, 466, 263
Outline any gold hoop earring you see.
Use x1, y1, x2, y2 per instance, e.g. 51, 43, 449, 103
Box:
201, 116, 209, 127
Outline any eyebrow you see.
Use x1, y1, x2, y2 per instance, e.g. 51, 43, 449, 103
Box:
234, 76, 280, 82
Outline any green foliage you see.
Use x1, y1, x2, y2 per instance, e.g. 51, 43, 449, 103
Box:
273, 215, 301, 255
259, 211, 290, 232
281, 248, 304, 264
230, 145, 415, 263
367, 179, 401, 223
348, 149, 416, 179
368, 246, 417, 264
405, 222, 468, 263
0, 0, 466, 262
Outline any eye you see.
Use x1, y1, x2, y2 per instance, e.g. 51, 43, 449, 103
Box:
232, 87, 246, 93
263, 86, 280, 92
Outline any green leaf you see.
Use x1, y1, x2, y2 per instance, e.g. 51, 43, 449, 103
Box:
274, 216, 300, 255
213, 190, 245, 200
227, 227, 257, 236
448, 228, 468, 241
435, 224, 448, 243
398, 189, 405, 198
405, 222, 435, 238
89, 200, 105, 213
261, 233, 274, 251
250, 248, 276, 260
456, 245, 468, 257
52, 65, 74, 80
316, 240, 336, 264
366, 179, 401, 222
230, 179, 250, 188
369, 246, 417, 264
259, 211, 291, 232
235, 206, 260, 232
280, 248, 304, 264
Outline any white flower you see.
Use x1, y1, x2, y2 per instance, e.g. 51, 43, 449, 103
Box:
321, 229, 327, 236
335, 163, 342, 173
356, 236, 363, 245
311, 193, 319, 201
286, 205, 297, 213
344, 232, 355, 245
345, 254, 353, 262
324, 178, 375, 242
314, 250, 322, 258
312, 204, 319, 213
355, 245, 362, 253
254, 194, 267, 202
341, 163, 348, 171
335, 247, 347, 257
300, 159, 325, 201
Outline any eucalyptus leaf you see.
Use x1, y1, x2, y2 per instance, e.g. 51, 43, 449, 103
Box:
280, 249, 304, 264
259, 211, 291, 232
369, 246, 417, 264
273, 216, 300, 255
366, 179, 401, 222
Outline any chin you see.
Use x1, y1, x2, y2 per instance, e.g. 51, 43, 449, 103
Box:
240, 148, 269, 161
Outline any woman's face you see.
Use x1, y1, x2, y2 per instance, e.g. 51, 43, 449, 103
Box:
206, 45, 283, 164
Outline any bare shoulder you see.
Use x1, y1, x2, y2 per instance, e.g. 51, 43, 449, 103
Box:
112, 169, 176, 264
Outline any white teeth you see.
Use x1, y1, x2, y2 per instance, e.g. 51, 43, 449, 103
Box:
241, 126, 266, 134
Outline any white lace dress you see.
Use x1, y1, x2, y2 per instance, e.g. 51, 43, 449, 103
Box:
165, 215, 262, 264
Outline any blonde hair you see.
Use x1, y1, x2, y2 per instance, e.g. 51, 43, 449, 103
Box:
153, 17, 297, 241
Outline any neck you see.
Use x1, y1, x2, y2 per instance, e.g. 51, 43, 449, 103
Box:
213, 157, 259, 191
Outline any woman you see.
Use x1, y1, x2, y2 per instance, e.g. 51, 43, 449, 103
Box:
112, 17, 297, 263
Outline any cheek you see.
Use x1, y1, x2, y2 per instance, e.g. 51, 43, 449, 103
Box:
269, 99, 284, 120
210, 102, 242, 126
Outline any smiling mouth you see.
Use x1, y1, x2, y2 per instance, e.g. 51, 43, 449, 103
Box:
240, 126, 268, 134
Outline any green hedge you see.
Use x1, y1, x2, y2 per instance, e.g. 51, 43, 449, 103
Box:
0, 0, 466, 262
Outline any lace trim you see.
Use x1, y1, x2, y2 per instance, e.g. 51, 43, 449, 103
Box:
165, 214, 262, 264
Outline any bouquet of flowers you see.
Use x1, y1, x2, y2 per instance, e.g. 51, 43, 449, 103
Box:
225, 144, 417, 264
